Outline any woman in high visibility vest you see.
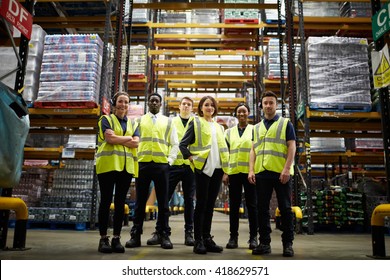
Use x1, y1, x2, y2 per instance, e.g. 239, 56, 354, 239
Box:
96, 91, 139, 253
180, 96, 229, 254
223, 103, 258, 250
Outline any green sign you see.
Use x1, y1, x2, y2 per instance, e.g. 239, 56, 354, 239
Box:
372, 2, 390, 41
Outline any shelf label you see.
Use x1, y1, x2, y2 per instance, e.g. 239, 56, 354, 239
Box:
62, 148, 75, 159
372, 2, 390, 41
54, 109, 71, 113
0, 0, 33, 39
371, 44, 390, 89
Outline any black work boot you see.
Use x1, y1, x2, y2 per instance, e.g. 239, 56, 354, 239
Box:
125, 231, 141, 248
111, 236, 125, 253
204, 236, 223, 253
184, 231, 195, 246
248, 236, 258, 250
252, 243, 271, 255
283, 243, 294, 257
193, 240, 207, 254
147, 232, 161, 245
160, 233, 173, 249
226, 236, 238, 249
98, 236, 112, 253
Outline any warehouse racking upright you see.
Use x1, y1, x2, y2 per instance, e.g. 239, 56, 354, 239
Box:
0, 0, 34, 248
284, 0, 390, 234
0, 0, 129, 233
121, 0, 283, 121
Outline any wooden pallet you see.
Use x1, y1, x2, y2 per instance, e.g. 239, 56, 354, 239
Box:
309, 102, 371, 112
34, 101, 98, 109
224, 18, 259, 24
354, 148, 384, 153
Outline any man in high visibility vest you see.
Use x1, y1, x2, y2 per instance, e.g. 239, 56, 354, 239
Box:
168, 97, 196, 246
149, 97, 196, 246
248, 91, 296, 257
125, 93, 179, 250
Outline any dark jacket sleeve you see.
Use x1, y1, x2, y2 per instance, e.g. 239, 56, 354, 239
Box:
179, 120, 195, 159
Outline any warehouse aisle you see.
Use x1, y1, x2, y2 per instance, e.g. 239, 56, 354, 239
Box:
1, 211, 389, 260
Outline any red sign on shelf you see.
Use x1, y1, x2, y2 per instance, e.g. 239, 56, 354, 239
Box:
0, 0, 33, 39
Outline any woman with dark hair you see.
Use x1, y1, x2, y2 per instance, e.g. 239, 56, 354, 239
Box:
96, 91, 139, 253
179, 96, 230, 254
223, 103, 258, 250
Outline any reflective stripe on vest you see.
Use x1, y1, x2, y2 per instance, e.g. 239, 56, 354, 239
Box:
253, 117, 294, 175
137, 114, 172, 163
96, 114, 138, 176
189, 117, 229, 172
225, 124, 253, 175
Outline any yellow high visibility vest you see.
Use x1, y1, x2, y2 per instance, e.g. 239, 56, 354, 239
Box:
189, 117, 229, 173
253, 117, 294, 175
137, 114, 173, 163
225, 124, 253, 175
170, 115, 192, 166
96, 114, 138, 177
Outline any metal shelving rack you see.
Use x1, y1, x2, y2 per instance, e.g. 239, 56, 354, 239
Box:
371, 0, 390, 203
123, 0, 281, 120
0, 0, 34, 248
285, 0, 390, 234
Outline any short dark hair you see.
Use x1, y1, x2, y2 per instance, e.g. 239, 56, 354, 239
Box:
180, 96, 194, 106
148, 92, 162, 102
234, 102, 250, 116
198, 96, 218, 117
261, 91, 278, 102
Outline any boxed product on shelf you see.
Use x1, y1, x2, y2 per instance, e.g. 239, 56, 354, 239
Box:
295, 1, 340, 17
223, 0, 259, 23
38, 81, 97, 92
41, 52, 102, 64
43, 43, 103, 56
191, 9, 220, 35
36, 34, 103, 107
159, 11, 188, 34
41, 62, 101, 73
121, 45, 147, 75
65, 135, 96, 149
310, 137, 346, 152
305, 36, 371, 111
262, 0, 285, 23
0, 25, 47, 103
44, 34, 103, 48
12, 170, 47, 207
354, 138, 384, 151
25, 134, 69, 148
125, 0, 149, 23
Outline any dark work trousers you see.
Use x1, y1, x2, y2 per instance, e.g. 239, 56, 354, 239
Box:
228, 173, 258, 239
131, 162, 171, 235
255, 176, 294, 246
168, 165, 195, 232
98, 170, 133, 237
193, 168, 224, 241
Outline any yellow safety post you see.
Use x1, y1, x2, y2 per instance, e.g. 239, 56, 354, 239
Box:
275, 206, 303, 234
145, 205, 158, 220
0, 197, 28, 249
370, 204, 390, 259
109, 203, 130, 226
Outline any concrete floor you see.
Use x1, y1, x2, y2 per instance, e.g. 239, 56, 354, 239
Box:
1, 211, 389, 260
